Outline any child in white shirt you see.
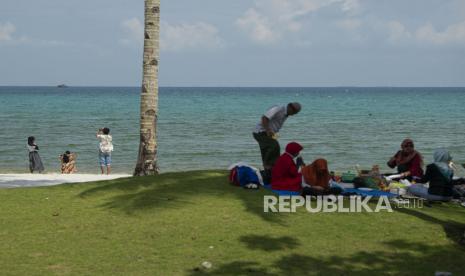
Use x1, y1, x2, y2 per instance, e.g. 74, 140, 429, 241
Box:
96, 127, 113, 174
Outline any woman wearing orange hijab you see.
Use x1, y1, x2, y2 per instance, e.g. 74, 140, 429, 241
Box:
301, 158, 343, 196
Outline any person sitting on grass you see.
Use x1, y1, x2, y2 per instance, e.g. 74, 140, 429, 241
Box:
301, 158, 343, 196
271, 142, 304, 192
408, 148, 459, 201
59, 151, 77, 174
387, 138, 424, 181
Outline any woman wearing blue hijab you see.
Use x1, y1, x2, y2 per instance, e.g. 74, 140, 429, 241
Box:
407, 148, 455, 201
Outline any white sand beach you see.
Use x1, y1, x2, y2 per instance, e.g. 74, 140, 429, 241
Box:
0, 173, 131, 188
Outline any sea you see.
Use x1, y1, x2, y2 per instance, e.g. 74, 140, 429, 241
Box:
1, 86, 464, 174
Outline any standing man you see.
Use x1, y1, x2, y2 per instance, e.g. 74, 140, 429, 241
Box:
253, 102, 301, 179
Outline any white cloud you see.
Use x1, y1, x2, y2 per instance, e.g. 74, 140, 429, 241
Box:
236, 0, 363, 44
378, 20, 465, 46
236, 8, 279, 43
416, 21, 465, 45
38, 40, 70, 47
264, 0, 326, 20
0, 22, 65, 46
336, 18, 362, 30
120, 18, 224, 51
340, 0, 361, 15
0, 22, 16, 42
160, 21, 224, 51
235, 0, 322, 44
386, 21, 411, 43
120, 18, 144, 46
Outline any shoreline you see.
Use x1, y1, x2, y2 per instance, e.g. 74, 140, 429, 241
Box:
0, 173, 132, 188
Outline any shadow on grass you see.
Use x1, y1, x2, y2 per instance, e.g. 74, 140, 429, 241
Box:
396, 207, 465, 246
189, 239, 465, 275
192, 261, 275, 276
240, 234, 300, 251
78, 170, 283, 223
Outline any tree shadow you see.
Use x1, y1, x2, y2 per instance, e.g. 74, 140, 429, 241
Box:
0, 179, 66, 188
78, 170, 284, 224
190, 261, 275, 276
395, 207, 465, 245
240, 234, 300, 251
188, 239, 465, 275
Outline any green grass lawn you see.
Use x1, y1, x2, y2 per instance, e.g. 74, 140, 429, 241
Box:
1, 170, 464, 275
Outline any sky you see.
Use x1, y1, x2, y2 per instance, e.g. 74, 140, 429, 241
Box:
1, 0, 465, 87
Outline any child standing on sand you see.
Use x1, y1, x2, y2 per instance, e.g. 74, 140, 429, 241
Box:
27, 136, 44, 173
96, 127, 113, 175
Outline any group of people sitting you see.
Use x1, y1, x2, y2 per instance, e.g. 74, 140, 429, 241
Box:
386, 138, 462, 201
271, 142, 344, 196
253, 103, 463, 202
269, 138, 463, 202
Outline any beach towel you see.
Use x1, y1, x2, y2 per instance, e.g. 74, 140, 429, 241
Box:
342, 188, 396, 198
263, 184, 301, 196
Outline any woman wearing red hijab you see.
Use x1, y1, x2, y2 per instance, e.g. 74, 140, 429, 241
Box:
271, 142, 303, 191
387, 138, 424, 180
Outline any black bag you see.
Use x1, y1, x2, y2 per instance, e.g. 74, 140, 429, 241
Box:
353, 177, 380, 190
353, 177, 366, 189
453, 184, 465, 198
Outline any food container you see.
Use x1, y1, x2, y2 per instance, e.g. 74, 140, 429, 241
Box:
341, 172, 357, 183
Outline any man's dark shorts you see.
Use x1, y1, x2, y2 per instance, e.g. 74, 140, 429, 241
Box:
253, 132, 280, 168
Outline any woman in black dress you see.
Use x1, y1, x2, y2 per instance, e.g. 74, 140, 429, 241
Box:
27, 136, 44, 173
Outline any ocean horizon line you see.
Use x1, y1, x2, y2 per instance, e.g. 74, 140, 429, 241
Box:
1, 85, 465, 89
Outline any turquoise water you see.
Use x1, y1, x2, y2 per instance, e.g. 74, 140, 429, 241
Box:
1, 86, 464, 174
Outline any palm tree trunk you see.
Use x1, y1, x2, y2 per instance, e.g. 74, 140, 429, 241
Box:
134, 0, 160, 176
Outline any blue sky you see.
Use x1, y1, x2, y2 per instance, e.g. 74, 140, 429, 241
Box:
1, 0, 465, 86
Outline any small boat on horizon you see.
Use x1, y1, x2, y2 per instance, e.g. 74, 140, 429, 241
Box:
57, 84, 68, 88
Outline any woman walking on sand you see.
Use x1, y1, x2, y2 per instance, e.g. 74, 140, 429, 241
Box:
27, 136, 44, 173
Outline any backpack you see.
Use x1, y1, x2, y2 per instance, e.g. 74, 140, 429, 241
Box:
229, 167, 240, 186
228, 163, 263, 188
